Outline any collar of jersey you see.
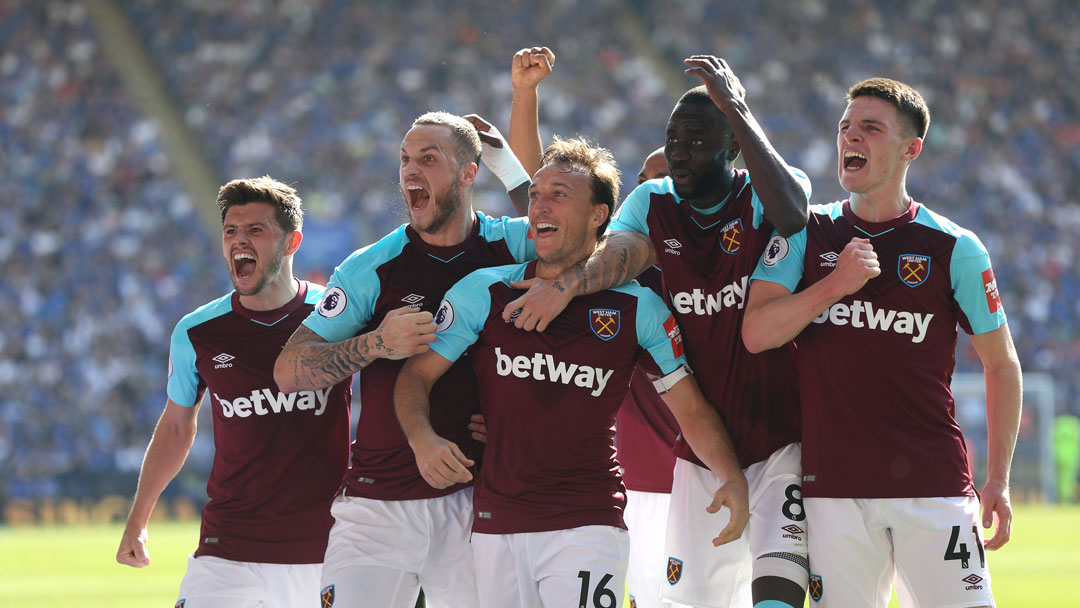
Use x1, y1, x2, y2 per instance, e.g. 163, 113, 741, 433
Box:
843, 199, 921, 238
405, 212, 482, 262
231, 278, 308, 325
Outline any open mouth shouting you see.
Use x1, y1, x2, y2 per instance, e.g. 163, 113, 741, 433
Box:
404, 182, 431, 219
843, 150, 867, 171
233, 250, 257, 282
533, 221, 559, 240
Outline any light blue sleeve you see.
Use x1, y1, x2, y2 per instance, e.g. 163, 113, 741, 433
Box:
481, 214, 537, 263
430, 267, 515, 362
166, 320, 201, 407
302, 231, 408, 342
750, 228, 807, 293
633, 288, 689, 375
750, 166, 812, 229
950, 233, 1007, 335
609, 180, 663, 236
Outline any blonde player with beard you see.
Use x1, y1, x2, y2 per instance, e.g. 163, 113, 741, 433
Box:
275, 111, 535, 607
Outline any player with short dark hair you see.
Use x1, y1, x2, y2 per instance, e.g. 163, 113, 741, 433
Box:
116, 176, 353, 608
743, 77, 1021, 608
274, 111, 534, 608
396, 136, 748, 608
503, 55, 812, 608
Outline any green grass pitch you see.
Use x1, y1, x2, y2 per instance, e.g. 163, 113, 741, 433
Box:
0, 504, 1075, 607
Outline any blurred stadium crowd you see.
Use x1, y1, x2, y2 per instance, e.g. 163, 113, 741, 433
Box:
2, 0, 1077, 504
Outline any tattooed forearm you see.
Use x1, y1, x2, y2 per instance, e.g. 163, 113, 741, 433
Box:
277, 326, 379, 391
570, 232, 655, 295
371, 332, 394, 358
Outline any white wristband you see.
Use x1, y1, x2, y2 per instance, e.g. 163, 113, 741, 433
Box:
652, 364, 693, 395
480, 127, 530, 191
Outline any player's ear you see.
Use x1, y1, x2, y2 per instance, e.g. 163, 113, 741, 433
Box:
727, 139, 741, 163
460, 161, 478, 187
902, 137, 922, 162
284, 230, 303, 256
591, 202, 610, 230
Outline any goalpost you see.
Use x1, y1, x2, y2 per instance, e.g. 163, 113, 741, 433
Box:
951, 372, 1056, 502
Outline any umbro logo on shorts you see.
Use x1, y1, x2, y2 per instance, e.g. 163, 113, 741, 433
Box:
962, 574, 984, 590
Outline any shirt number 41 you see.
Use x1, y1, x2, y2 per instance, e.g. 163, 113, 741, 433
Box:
944, 525, 986, 569
577, 570, 617, 608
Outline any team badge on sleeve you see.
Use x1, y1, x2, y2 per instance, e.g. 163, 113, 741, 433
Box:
762, 234, 788, 266
666, 557, 683, 585
663, 315, 684, 358
589, 309, 620, 341
719, 219, 744, 254
809, 574, 823, 601
435, 299, 455, 332
317, 287, 347, 318
898, 254, 930, 287
982, 268, 1002, 313
320, 584, 335, 607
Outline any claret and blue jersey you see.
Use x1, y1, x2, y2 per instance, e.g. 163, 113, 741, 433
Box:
431, 260, 688, 535
167, 281, 352, 564
609, 170, 811, 468
302, 212, 535, 501
751, 200, 1008, 499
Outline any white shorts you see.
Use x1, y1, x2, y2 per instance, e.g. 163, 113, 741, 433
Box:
805, 496, 994, 608
625, 490, 675, 608
320, 488, 478, 608
662, 443, 807, 608
176, 554, 320, 608
472, 525, 630, 608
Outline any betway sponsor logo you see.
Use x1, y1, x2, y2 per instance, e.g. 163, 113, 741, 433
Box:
812, 300, 934, 343
495, 347, 614, 397
214, 388, 331, 418
671, 276, 748, 316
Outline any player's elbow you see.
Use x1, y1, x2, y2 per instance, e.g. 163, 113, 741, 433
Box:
273, 350, 301, 393
774, 204, 808, 238
740, 315, 771, 354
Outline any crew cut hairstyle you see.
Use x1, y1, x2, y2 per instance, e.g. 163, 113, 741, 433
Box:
847, 77, 931, 139
412, 111, 482, 168
217, 175, 303, 233
540, 136, 621, 239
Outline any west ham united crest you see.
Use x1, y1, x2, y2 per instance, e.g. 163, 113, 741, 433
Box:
175, 600, 185, 608
719, 218, 744, 254
321, 584, 335, 607
590, 308, 620, 341
667, 557, 683, 585
809, 574, 823, 602
898, 254, 930, 287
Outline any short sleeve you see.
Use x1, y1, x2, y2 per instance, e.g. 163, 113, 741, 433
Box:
430, 270, 500, 362
609, 180, 660, 236
302, 250, 384, 343
950, 233, 1007, 335
634, 289, 689, 375
166, 322, 202, 407
483, 215, 537, 263
750, 228, 807, 293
